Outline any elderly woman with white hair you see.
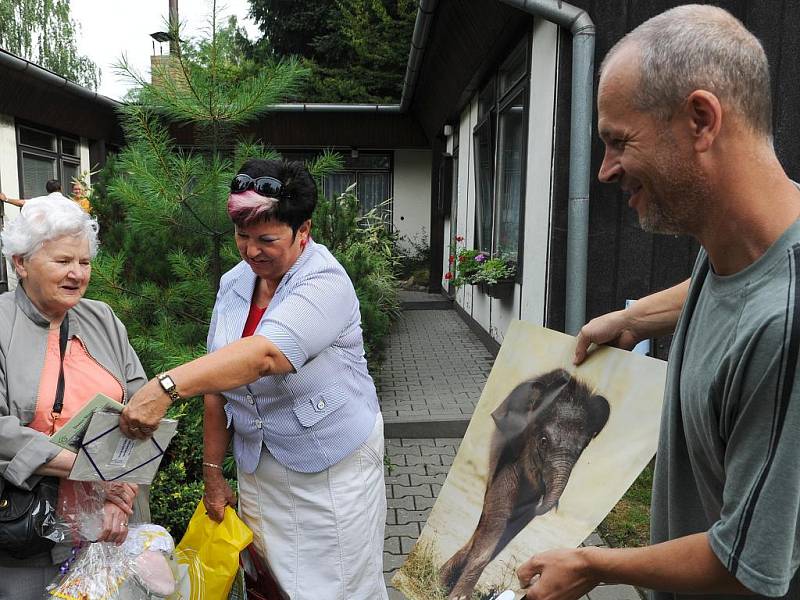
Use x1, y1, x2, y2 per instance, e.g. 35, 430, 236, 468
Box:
0, 195, 149, 598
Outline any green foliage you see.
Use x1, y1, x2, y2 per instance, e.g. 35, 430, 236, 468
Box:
246, 0, 417, 103
0, 0, 100, 88
311, 178, 401, 359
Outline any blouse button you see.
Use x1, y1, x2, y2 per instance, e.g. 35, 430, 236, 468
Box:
247, 394, 255, 405
316, 400, 326, 410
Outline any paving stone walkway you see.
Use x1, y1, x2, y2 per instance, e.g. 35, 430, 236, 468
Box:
377, 292, 643, 600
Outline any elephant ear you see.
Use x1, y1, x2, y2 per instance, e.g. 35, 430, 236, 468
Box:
586, 394, 610, 437
491, 369, 571, 441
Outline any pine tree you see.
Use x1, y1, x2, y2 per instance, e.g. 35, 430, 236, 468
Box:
246, 0, 417, 103
0, 0, 100, 89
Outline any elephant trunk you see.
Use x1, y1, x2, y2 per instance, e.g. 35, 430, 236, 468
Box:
536, 456, 576, 515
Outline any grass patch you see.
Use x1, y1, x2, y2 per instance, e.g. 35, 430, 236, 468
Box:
395, 540, 513, 600
598, 463, 653, 548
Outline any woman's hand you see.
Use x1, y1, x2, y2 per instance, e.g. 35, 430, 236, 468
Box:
97, 501, 130, 544
103, 482, 137, 515
203, 469, 237, 523
120, 378, 172, 439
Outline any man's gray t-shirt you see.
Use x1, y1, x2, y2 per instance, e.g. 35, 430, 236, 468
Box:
650, 220, 800, 599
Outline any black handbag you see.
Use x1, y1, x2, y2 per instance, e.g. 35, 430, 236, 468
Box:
0, 316, 69, 559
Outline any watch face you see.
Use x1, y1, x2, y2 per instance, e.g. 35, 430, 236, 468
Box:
160, 375, 176, 390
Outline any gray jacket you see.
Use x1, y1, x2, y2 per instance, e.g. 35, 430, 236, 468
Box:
0, 285, 149, 565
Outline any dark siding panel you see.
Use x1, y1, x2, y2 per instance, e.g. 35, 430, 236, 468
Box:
169, 111, 428, 149
546, 0, 800, 338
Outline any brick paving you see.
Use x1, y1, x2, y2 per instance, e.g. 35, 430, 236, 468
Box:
378, 293, 643, 600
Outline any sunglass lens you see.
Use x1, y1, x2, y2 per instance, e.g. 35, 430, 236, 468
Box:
253, 177, 282, 198
231, 174, 252, 193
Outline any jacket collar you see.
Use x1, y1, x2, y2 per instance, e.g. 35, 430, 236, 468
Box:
14, 284, 78, 335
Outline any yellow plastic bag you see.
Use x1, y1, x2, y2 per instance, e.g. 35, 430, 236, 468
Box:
172, 501, 253, 600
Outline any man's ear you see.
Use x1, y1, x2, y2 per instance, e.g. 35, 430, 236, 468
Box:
684, 90, 723, 153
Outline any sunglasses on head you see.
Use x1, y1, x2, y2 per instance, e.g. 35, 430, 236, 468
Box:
230, 174, 286, 199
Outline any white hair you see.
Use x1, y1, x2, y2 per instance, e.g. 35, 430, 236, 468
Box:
1, 195, 99, 259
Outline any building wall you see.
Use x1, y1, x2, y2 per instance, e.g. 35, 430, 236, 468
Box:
0, 113, 91, 290
393, 149, 432, 250
448, 19, 559, 345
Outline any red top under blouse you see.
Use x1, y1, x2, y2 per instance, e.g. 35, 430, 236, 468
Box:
242, 301, 267, 337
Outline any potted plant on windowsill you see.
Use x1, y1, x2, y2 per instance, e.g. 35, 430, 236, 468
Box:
474, 255, 516, 299
444, 237, 516, 299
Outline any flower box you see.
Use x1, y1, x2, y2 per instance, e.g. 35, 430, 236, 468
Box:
481, 278, 515, 299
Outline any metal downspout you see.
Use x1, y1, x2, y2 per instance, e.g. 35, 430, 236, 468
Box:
498, 0, 595, 335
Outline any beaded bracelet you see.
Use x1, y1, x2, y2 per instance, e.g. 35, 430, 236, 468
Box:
202, 462, 222, 470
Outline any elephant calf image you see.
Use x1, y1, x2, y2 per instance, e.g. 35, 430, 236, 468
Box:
439, 368, 610, 599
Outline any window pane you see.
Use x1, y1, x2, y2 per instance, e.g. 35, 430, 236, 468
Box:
343, 154, 390, 171
324, 172, 356, 200
61, 138, 79, 157
499, 40, 527, 96
473, 120, 494, 252
19, 126, 55, 151
449, 154, 460, 292
357, 172, 391, 220
21, 153, 57, 198
478, 79, 496, 119
493, 91, 526, 260
62, 161, 81, 191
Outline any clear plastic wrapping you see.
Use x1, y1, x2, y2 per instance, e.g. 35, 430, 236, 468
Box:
44, 481, 177, 599
44, 523, 177, 600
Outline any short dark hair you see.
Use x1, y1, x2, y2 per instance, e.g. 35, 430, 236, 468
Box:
45, 179, 62, 193
228, 159, 317, 233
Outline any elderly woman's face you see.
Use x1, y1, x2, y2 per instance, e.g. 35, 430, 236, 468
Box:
13, 235, 91, 319
235, 218, 310, 283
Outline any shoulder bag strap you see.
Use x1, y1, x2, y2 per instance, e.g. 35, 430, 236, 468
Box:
51, 314, 69, 421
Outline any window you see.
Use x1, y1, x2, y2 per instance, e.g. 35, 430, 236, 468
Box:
17, 125, 81, 198
283, 151, 393, 223
472, 37, 529, 268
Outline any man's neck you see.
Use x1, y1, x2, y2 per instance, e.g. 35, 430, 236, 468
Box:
695, 144, 800, 276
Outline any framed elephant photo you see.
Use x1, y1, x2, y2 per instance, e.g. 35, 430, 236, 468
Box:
392, 321, 667, 600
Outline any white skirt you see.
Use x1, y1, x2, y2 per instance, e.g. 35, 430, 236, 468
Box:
238, 413, 388, 600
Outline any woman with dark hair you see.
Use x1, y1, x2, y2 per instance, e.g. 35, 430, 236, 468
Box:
121, 159, 388, 599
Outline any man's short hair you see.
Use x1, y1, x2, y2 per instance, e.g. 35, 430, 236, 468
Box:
45, 179, 62, 194
601, 4, 772, 137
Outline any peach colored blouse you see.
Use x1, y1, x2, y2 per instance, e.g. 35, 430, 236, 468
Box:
29, 328, 123, 435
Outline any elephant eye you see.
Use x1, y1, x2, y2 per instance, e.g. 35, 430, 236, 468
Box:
538, 436, 548, 449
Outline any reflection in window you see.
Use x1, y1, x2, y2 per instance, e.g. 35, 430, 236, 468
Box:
17, 125, 81, 198
474, 120, 494, 252
470, 35, 528, 270
494, 92, 526, 258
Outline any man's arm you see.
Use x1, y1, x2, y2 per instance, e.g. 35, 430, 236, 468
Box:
517, 532, 753, 600
574, 279, 690, 364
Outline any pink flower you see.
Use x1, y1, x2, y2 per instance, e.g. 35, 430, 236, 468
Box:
444, 272, 453, 280
449, 255, 455, 263
475, 254, 487, 263
455, 235, 464, 242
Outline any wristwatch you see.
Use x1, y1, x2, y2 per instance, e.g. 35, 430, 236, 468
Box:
156, 372, 182, 404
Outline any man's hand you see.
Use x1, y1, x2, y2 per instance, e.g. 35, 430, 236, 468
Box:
573, 310, 640, 365
517, 547, 598, 600
203, 469, 237, 523
120, 378, 171, 439
97, 501, 130, 544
